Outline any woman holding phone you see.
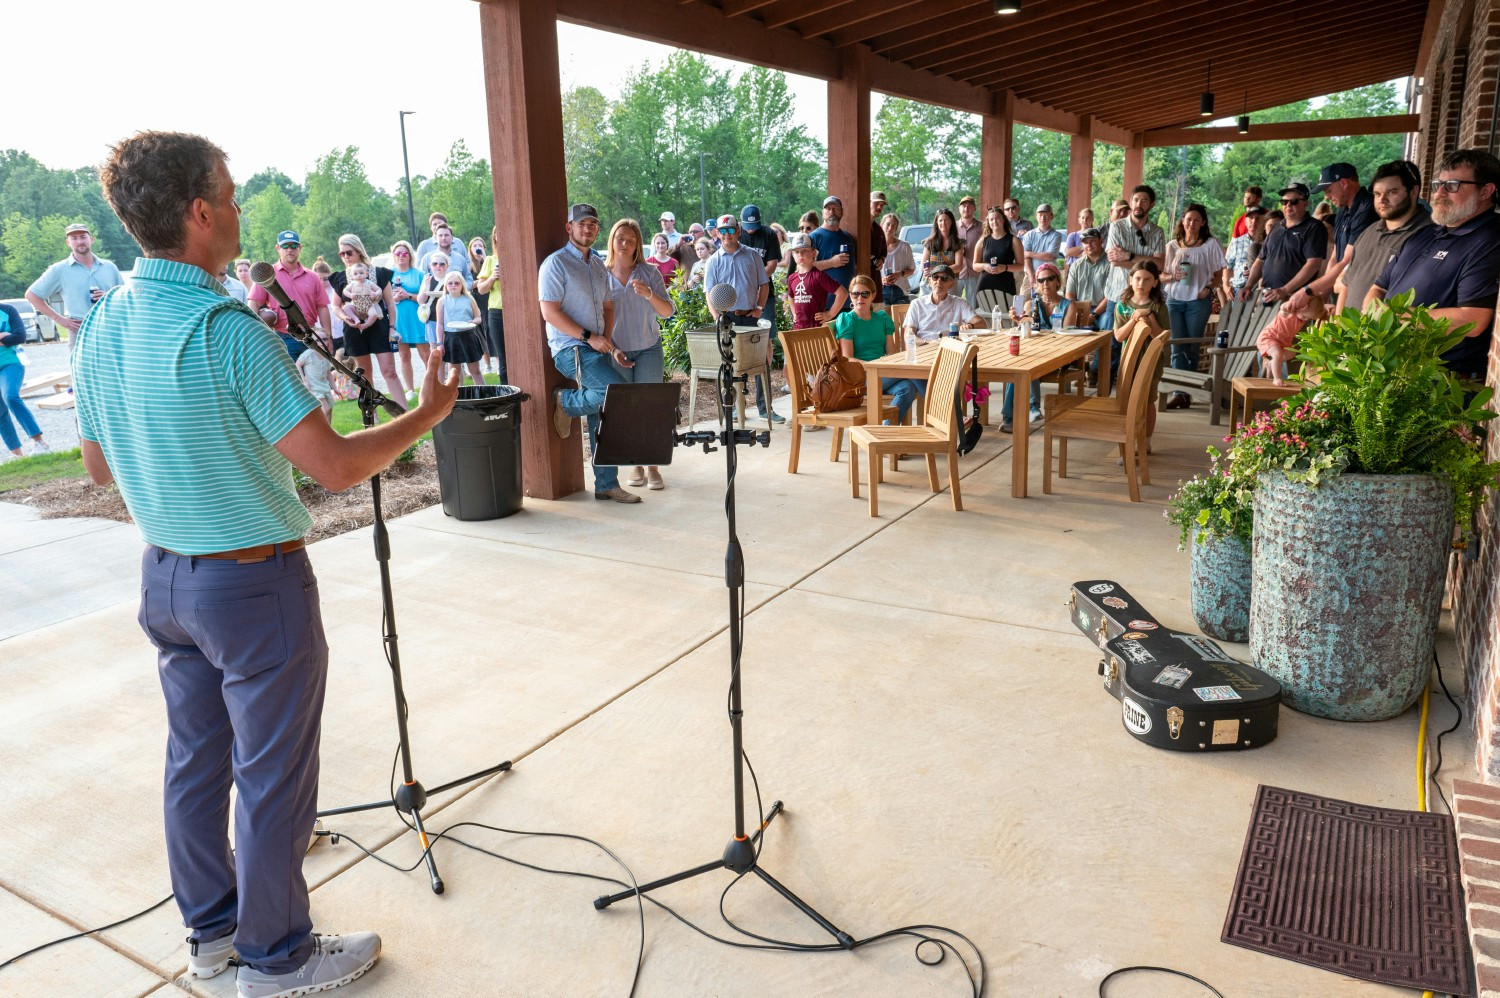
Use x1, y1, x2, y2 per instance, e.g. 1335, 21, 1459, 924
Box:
605, 218, 674, 491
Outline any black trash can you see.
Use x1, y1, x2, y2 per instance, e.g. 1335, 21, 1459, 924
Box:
432, 384, 529, 520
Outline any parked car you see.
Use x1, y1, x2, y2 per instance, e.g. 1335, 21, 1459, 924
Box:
1, 298, 58, 343
898, 223, 932, 294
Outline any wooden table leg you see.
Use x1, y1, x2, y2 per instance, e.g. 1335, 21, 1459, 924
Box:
866, 364, 881, 427
1012, 374, 1031, 498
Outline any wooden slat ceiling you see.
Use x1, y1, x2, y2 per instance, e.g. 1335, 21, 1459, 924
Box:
682, 0, 1425, 135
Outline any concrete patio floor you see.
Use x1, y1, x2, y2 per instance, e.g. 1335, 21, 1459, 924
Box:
0, 401, 1473, 997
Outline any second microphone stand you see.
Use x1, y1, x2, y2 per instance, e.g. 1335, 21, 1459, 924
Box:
593, 316, 854, 950
283, 313, 512, 895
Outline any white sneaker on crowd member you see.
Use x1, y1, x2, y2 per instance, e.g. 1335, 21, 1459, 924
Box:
31, 439, 50, 454
235, 931, 380, 998
186, 933, 237, 980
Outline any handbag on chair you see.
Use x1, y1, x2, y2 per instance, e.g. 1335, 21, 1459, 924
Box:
810, 351, 866, 413
956, 353, 984, 455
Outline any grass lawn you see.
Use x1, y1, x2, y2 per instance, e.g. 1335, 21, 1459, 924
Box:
0, 449, 85, 492
0, 389, 442, 496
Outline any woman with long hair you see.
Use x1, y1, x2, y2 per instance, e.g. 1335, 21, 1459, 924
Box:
1162, 202, 1226, 373
922, 208, 965, 279
878, 213, 914, 305
388, 240, 428, 395
473, 225, 506, 382
605, 218, 674, 490
328, 233, 406, 407
973, 206, 1024, 298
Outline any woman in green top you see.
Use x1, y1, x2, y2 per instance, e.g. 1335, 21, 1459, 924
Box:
833, 274, 922, 424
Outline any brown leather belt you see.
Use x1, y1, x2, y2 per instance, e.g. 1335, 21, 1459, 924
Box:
166, 538, 306, 563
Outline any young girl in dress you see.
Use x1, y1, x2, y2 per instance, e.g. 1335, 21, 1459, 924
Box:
1257, 291, 1326, 386
434, 271, 486, 387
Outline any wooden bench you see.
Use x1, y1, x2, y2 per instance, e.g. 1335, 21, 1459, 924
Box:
20, 372, 71, 398
36, 392, 76, 410
1157, 300, 1278, 425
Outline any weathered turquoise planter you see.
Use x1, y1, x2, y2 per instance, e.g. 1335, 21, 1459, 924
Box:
1190, 533, 1251, 642
1250, 472, 1453, 721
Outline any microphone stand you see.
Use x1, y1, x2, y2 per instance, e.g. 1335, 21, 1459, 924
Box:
273, 298, 512, 895
593, 313, 854, 951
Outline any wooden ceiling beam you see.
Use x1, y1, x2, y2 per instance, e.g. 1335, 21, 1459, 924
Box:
858, 0, 997, 55
794, 0, 928, 41
899, 0, 1148, 72
721, 0, 782, 17
761, 0, 856, 31
554, 0, 840, 79
1142, 114, 1421, 147
1054, 41, 1415, 115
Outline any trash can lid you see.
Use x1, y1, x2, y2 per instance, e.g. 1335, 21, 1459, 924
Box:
454, 384, 528, 405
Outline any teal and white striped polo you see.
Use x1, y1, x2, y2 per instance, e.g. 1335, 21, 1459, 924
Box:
73, 257, 320, 554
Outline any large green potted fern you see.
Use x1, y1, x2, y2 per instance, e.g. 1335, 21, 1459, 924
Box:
1247, 293, 1498, 720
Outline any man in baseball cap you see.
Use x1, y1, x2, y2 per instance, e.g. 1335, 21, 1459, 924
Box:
247, 229, 330, 359
26, 218, 125, 344
869, 192, 889, 286
810, 196, 856, 300
1288, 163, 1376, 314
1243, 181, 1326, 303
658, 210, 683, 249
704, 211, 781, 424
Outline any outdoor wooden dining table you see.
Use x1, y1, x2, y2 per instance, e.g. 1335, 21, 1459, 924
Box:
862, 330, 1113, 498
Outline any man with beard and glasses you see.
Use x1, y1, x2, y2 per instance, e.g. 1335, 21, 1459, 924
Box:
1242, 180, 1327, 304
1367, 149, 1500, 380
1335, 161, 1431, 312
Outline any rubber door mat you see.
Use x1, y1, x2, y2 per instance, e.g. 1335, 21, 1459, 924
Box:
1222, 785, 1471, 995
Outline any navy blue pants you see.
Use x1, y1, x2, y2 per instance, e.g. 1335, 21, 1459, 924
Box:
139, 545, 327, 975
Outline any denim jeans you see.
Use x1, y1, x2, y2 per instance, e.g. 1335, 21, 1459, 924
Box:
1089, 299, 1121, 384
616, 341, 665, 385
1001, 381, 1041, 422
553, 344, 626, 492
881, 376, 924, 424
881, 284, 909, 306
1167, 296, 1213, 371
0, 362, 42, 451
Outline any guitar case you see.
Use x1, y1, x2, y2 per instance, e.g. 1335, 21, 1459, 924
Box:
1069, 580, 1280, 751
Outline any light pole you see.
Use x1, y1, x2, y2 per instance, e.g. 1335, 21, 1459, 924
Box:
399, 111, 418, 246
699, 152, 709, 231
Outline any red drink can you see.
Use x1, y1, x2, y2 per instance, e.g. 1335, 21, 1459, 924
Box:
1009, 334, 1020, 355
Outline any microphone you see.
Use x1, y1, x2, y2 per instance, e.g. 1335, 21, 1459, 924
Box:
249, 262, 316, 338
706, 282, 738, 344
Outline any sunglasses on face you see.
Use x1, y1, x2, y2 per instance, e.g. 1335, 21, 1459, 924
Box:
1038, 275, 1059, 282
1432, 178, 1481, 194
339, 249, 357, 257
279, 243, 299, 249
849, 290, 873, 298
1280, 198, 1305, 206
394, 249, 410, 256
932, 275, 955, 282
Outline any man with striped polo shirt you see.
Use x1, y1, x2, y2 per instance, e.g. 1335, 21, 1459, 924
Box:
75, 130, 459, 998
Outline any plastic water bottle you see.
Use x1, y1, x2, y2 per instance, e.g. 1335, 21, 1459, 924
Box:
905, 331, 918, 363
948, 321, 960, 338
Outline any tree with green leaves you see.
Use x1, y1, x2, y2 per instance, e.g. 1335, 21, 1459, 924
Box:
418, 141, 494, 246
239, 185, 298, 264
0, 213, 71, 298
296, 147, 394, 259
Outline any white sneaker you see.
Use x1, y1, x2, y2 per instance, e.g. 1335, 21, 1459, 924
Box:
404, 389, 418, 407
187, 932, 237, 980
30, 439, 49, 454
236, 931, 381, 998
1029, 407, 1043, 424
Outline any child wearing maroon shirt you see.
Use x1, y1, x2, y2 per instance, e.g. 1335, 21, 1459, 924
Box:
783, 234, 847, 328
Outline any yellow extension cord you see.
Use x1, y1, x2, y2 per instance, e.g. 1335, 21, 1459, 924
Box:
1417, 679, 1434, 998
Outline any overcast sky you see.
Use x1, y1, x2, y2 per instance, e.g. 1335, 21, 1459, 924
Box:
10, 0, 831, 189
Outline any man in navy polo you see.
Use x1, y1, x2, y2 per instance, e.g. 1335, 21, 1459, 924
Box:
1289, 163, 1377, 314
1243, 180, 1327, 304
1367, 148, 1500, 380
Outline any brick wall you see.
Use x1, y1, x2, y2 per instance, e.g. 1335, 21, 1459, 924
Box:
1462, 0, 1500, 152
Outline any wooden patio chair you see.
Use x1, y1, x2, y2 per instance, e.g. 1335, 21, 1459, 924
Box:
888, 303, 910, 331
973, 288, 1014, 324
1156, 299, 1275, 423
1043, 330, 1169, 503
1044, 322, 1152, 422
849, 337, 976, 517
778, 326, 896, 475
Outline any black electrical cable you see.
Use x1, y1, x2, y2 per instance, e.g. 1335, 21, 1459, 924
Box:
1430, 648, 1464, 816
1099, 964, 1224, 996
0, 894, 175, 971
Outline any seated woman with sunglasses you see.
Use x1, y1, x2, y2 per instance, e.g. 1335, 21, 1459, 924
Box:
1000, 262, 1069, 432
834, 274, 921, 425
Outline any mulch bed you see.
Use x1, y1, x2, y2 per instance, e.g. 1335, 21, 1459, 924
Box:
3, 442, 441, 544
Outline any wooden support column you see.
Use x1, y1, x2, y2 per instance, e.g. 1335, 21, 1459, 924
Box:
480, 0, 581, 499
1122, 137, 1144, 201
1068, 115, 1095, 220
981, 90, 1015, 209
828, 45, 871, 266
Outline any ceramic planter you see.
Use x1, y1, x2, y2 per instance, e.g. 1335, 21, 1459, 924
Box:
1190, 532, 1251, 643
1250, 472, 1453, 721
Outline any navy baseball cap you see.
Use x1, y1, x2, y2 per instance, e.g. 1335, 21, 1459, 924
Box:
277, 230, 301, 246
740, 205, 762, 231
1314, 163, 1358, 191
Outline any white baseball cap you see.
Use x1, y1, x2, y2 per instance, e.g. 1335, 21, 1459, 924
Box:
660, 211, 676, 222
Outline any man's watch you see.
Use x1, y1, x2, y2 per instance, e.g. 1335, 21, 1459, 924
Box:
581, 329, 593, 341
